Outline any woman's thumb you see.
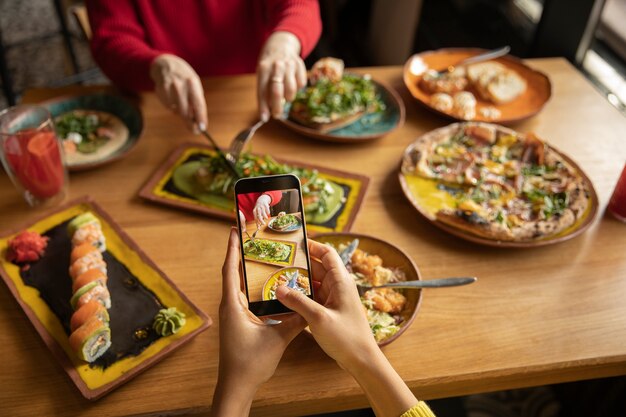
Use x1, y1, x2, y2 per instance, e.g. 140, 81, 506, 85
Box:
275, 286, 321, 322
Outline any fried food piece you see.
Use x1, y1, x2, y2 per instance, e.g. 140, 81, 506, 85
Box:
351, 249, 383, 282
364, 288, 407, 314
420, 68, 468, 94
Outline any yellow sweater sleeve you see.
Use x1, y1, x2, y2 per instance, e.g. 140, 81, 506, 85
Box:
399, 401, 436, 417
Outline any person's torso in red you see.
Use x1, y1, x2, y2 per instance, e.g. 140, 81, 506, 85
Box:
87, 0, 321, 91
135, 0, 267, 76
238, 190, 282, 222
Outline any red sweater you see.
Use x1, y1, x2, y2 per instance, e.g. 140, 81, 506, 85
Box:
237, 191, 283, 222
87, 0, 321, 92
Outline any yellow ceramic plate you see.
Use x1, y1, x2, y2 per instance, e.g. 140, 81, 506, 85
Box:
262, 267, 310, 301
138, 143, 370, 233
0, 196, 210, 400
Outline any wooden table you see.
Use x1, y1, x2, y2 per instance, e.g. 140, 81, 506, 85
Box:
1, 59, 625, 416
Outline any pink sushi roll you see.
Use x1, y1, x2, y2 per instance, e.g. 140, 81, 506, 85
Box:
69, 316, 111, 362
71, 223, 106, 252
71, 282, 112, 310
69, 251, 107, 281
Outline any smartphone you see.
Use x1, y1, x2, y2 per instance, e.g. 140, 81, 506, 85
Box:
234, 174, 313, 316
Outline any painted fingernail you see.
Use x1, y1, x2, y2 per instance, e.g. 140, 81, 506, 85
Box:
261, 112, 270, 123
197, 122, 206, 131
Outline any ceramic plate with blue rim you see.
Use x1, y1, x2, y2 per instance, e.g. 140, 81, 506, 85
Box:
43, 94, 143, 171
267, 213, 303, 233
278, 76, 405, 143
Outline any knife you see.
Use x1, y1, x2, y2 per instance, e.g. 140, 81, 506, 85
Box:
197, 122, 241, 179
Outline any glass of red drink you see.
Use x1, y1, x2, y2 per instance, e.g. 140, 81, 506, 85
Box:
608, 162, 626, 222
0, 105, 68, 207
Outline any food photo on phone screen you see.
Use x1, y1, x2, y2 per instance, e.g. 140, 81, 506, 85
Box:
235, 175, 313, 316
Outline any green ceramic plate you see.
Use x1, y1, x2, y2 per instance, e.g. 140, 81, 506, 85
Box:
43, 94, 143, 171
279, 76, 405, 143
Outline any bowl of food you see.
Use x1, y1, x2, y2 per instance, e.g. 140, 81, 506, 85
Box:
263, 267, 311, 301
311, 233, 422, 347
43, 93, 143, 171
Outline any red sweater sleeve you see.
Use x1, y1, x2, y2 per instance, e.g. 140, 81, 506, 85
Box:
264, 191, 283, 206
238, 191, 283, 221
86, 0, 161, 92
267, 0, 322, 58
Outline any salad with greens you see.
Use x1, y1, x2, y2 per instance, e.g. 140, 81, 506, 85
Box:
172, 153, 345, 225
243, 238, 292, 263
55, 111, 113, 154
290, 73, 386, 125
332, 240, 408, 343
269, 212, 301, 231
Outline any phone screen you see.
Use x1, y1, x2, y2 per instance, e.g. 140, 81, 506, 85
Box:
234, 174, 313, 316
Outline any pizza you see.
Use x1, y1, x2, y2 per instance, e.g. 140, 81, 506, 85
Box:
401, 123, 591, 241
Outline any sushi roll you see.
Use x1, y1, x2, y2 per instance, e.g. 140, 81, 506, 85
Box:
71, 281, 112, 310
70, 242, 101, 264
67, 212, 100, 237
69, 316, 111, 362
72, 269, 108, 293
69, 251, 106, 280
68, 213, 106, 252
70, 300, 110, 332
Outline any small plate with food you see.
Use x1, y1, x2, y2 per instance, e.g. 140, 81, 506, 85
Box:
43, 93, 143, 171
279, 57, 405, 143
139, 143, 369, 233
243, 238, 297, 267
312, 233, 422, 347
0, 196, 210, 399
403, 48, 551, 124
399, 122, 598, 247
267, 212, 302, 233
262, 267, 310, 301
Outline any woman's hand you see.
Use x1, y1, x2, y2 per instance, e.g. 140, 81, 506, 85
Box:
211, 229, 306, 416
238, 210, 247, 234
275, 240, 379, 370
275, 240, 419, 417
150, 54, 208, 132
253, 194, 272, 226
257, 31, 307, 121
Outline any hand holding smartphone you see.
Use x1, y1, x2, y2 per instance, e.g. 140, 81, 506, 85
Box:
235, 174, 314, 316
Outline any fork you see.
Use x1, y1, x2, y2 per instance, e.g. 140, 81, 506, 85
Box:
435, 45, 511, 76
228, 119, 266, 161
244, 225, 261, 242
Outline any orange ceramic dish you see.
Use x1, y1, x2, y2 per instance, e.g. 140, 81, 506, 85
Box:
403, 48, 552, 124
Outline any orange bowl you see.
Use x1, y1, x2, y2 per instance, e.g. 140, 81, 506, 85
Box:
310, 232, 422, 347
